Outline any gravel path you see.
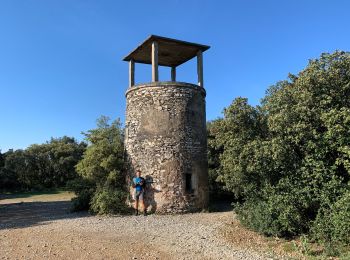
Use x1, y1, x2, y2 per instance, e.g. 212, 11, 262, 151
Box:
0, 197, 276, 260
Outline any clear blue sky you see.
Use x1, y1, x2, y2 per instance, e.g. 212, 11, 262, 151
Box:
1, 0, 349, 151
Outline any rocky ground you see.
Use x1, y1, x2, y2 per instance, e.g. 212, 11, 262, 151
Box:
0, 193, 294, 260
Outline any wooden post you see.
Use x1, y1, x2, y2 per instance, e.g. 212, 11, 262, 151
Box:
197, 50, 203, 87
129, 59, 135, 87
171, 66, 176, 81
152, 41, 159, 82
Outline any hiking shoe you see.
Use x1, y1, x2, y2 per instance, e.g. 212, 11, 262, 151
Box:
143, 210, 147, 216
134, 210, 138, 216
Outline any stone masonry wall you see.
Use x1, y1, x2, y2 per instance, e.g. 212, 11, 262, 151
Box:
125, 82, 208, 213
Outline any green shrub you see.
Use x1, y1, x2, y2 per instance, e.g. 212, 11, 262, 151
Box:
235, 199, 279, 235
90, 188, 128, 214
235, 184, 308, 237
71, 189, 93, 212
311, 191, 350, 255
67, 178, 95, 211
331, 192, 350, 245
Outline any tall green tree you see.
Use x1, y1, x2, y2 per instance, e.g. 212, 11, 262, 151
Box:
71, 116, 127, 214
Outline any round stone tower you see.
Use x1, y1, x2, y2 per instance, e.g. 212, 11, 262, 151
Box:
123, 35, 210, 213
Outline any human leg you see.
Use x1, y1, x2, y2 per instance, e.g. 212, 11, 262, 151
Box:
138, 192, 147, 216
134, 191, 140, 215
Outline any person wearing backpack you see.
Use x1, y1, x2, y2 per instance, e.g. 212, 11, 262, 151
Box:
132, 170, 146, 216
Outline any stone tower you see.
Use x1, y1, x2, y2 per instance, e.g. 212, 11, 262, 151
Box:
123, 35, 210, 213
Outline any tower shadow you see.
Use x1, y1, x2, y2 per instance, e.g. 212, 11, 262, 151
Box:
144, 175, 160, 213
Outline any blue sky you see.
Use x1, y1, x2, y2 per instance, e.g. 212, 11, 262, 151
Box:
1, 0, 349, 151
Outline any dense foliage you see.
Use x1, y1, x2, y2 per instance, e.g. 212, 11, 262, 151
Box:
0, 137, 86, 191
209, 51, 350, 254
207, 120, 232, 200
69, 116, 128, 214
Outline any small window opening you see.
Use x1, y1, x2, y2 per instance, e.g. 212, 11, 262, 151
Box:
185, 173, 193, 193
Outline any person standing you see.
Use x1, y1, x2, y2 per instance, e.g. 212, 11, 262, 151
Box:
132, 170, 146, 216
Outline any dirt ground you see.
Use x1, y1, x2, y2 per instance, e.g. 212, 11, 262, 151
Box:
0, 192, 299, 260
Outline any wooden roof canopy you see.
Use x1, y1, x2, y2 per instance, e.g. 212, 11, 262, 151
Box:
124, 35, 210, 88
123, 35, 210, 67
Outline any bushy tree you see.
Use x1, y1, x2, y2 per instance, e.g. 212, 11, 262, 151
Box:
2, 149, 29, 190
212, 97, 268, 198
213, 51, 350, 253
207, 120, 227, 199
44, 136, 87, 187
0, 150, 20, 190
0, 151, 4, 168
70, 116, 127, 214
0, 137, 86, 191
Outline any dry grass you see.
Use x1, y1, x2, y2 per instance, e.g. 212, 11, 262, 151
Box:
220, 217, 309, 259
0, 190, 75, 205
219, 216, 348, 260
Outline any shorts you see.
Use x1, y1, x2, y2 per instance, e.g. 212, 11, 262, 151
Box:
134, 190, 144, 200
